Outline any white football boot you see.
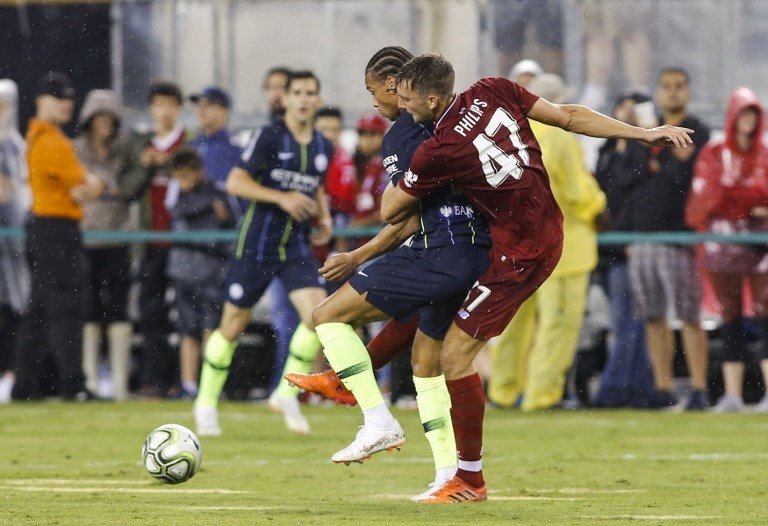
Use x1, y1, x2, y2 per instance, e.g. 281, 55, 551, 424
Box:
331, 420, 405, 464
193, 405, 222, 437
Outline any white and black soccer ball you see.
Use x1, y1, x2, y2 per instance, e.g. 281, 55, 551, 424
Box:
141, 424, 202, 484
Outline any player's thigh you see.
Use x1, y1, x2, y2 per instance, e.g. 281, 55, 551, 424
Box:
312, 282, 391, 328
411, 329, 442, 378
288, 286, 327, 328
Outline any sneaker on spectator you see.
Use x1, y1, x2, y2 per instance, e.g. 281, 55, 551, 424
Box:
684, 390, 710, 411
710, 394, 745, 413
752, 395, 768, 413
648, 389, 677, 409
0, 374, 15, 403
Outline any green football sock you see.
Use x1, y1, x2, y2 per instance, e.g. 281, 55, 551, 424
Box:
276, 323, 322, 397
315, 322, 384, 411
414, 374, 457, 470
195, 330, 238, 409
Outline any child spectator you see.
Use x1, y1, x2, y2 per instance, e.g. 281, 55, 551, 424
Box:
166, 148, 233, 398
349, 113, 388, 247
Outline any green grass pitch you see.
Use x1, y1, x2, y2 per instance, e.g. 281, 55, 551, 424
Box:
1, 401, 767, 525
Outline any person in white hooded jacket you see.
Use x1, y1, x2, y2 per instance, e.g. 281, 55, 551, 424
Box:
0, 79, 30, 403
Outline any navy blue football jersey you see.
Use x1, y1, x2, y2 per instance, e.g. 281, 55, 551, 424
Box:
235, 120, 333, 262
382, 112, 490, 249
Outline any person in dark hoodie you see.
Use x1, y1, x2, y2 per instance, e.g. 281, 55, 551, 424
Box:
166, 148, 234, 398
593, 88, 655, 408
627, 68, 711, 410
686, 87, 768, 413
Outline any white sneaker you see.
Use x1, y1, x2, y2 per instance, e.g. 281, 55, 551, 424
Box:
752, 395, 768, 413
331, 420, 405, 464
710, 394, 745, 413
411, 471, 457, 502
194, 405, 222, 436
268, 391, 310, 435
0, 374, 14, 403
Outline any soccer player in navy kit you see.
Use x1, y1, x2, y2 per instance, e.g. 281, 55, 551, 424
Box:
377, 54, 694, 502
194, 71, 333, 436
305, 47, 492, 500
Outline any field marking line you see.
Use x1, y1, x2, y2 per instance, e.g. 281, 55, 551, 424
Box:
3, 479, 150, 486
0, 485, 252, 495
488, 488, 644, 495
622, 452, 768, 462
582, 515, 720, 521
370, 493, 579, 502
172, 506, 289, 512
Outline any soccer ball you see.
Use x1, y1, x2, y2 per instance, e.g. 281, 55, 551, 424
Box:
141, 424, 202, 484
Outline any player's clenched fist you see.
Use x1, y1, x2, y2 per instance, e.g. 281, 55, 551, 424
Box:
320, 251, 360, 282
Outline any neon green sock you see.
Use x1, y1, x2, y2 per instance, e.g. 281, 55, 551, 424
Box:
414, 375, 457, 470
195, 330, 238, 409
315, 322, 384, 411
276, 323, 322, 397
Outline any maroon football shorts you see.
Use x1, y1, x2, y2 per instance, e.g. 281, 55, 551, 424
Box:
454, 242, 563, 341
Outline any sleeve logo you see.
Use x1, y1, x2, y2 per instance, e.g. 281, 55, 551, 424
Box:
403, 170, 418, 188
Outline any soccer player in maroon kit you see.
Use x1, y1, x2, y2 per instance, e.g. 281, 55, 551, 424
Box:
381, 54, 694, 503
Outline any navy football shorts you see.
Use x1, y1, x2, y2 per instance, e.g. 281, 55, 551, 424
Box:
348, 244, 490, 340
225, 252, 324, 308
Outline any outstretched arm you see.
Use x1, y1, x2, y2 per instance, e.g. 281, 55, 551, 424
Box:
526, 97, 694, 148
320, 212, 421, 281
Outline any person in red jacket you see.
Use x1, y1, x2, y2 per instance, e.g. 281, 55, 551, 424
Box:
686, 87, 768, 412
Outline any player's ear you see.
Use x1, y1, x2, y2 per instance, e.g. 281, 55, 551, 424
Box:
427, 95, 438, 110
385, 75, 397, 92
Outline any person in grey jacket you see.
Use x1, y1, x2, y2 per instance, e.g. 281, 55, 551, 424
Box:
166, 148, 233, 397
74, 90, 133, 400
0, 79, 30, 402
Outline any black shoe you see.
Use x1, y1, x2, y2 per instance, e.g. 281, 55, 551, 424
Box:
683, 390, 710, 411
65, 389, 100, 402
648, 389, 677, 409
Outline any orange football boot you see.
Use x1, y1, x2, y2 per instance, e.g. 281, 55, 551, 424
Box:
284, 369, 357, 406
419, 476, 487, 503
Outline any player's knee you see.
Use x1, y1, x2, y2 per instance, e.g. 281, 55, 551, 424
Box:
312, 304, 330, 328
411, 351, 441, 378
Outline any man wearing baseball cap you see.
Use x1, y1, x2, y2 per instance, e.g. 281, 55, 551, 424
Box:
188, 86, 242, 217
13, 72, 103, 401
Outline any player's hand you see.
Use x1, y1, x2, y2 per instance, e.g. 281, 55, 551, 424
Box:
642, 125, 694, 148
320, 251, 359, 282
279, 191, 318, 222
311, 216, 333, 246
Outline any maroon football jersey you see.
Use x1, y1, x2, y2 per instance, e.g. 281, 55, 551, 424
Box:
399, 77, 564, 263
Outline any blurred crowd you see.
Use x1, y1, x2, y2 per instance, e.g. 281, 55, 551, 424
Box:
0, 44, 767, 415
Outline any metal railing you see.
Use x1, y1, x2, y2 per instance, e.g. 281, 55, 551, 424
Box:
1, 227, 767, 246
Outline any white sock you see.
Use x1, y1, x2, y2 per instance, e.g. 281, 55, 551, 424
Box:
458, 459, 483, 472
363, 402, 394, 429
436, 465, 457, 483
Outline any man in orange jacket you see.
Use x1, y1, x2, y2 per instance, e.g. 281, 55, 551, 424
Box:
12, 73, 103, 401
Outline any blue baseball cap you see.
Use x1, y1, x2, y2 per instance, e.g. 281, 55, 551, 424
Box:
189, 86, 231, 108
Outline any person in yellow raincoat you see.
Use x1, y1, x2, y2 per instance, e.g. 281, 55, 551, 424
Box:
488, 74, 606, 411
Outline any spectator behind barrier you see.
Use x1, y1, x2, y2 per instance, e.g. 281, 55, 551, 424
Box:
687, 87, 768, 412
488, 74, 606, 411
349, 113, 389, 248
593, 88, 655, 408
0, 79, 29, 403
627, 67, 711, 410
74, 89, 133, 401
167, 148, 234, 399
188, 86, 244, 220
119, 81, 189, 398
13, 72, 104, 401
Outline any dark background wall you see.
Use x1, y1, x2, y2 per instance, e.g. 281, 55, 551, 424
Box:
0, 3, 112, 136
